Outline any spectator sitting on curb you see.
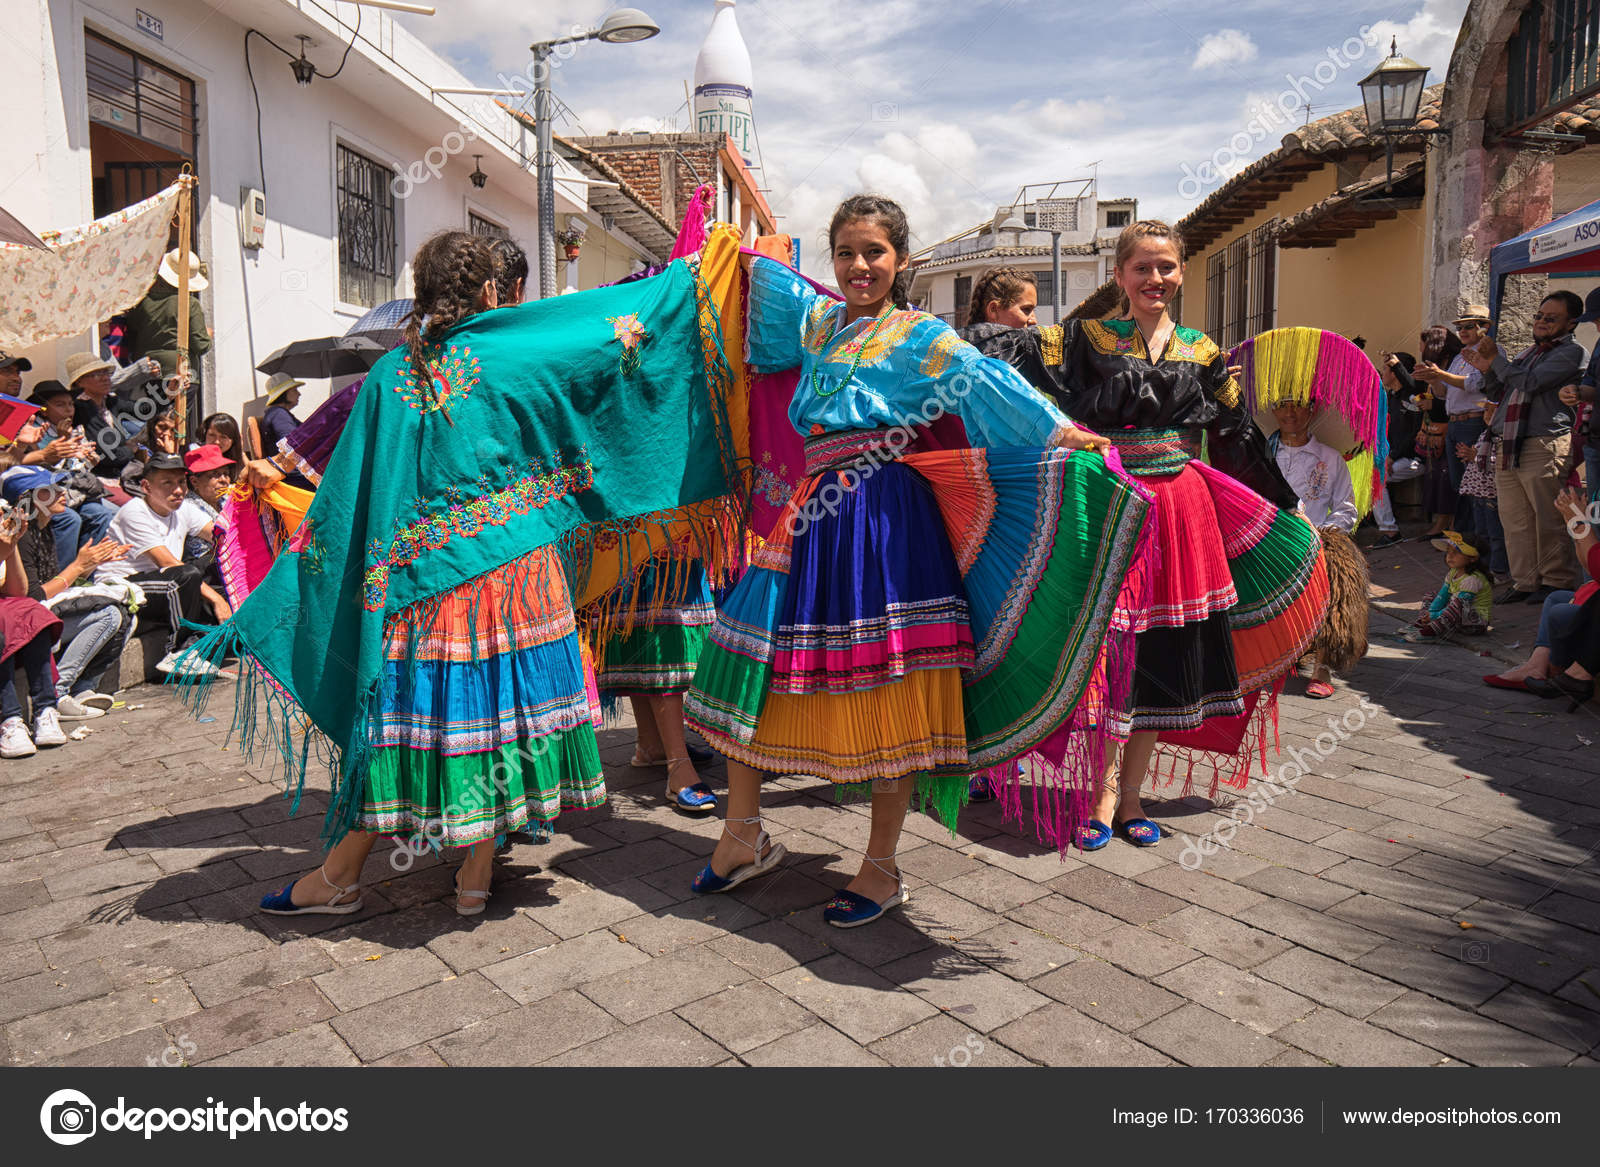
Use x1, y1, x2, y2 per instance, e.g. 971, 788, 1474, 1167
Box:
1484, 486, 1600, 696
1404, 530, 1493, 643
66, 351, 143, 477
199, 412, 244, 473
94, 453, 228, 675
20, 380, 118, 569
1466, 292, 1586, 603
181, 444, 233, 592
3, 468, 131, 720
0, 504, 68, 757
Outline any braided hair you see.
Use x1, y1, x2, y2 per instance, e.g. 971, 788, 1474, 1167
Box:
488, 237, 529, 306
828, 194, 913, 310
969, 266, 1037, 325
402, 231, 496, 370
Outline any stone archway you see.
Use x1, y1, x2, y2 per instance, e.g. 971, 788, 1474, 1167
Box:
1426, 0, 1561, 337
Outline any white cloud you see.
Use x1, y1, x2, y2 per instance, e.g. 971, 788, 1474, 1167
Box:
1193, 30, 1259, 73
1366, 0, 1471, 81
1034, 98, 1121, 135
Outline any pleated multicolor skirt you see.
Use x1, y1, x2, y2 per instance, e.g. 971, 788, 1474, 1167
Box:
360, 546, 606, 848
596, 557, 716, 699
686, 427, 1154, 842
1106, 427, 1329, 792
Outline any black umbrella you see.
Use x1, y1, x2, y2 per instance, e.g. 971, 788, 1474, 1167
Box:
255, 334, 390, 379
0, 205, 49, 250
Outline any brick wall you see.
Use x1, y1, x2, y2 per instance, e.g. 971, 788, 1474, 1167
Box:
569, 133, 723, 226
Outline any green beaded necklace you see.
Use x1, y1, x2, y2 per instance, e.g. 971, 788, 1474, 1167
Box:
811, 302, 895, 397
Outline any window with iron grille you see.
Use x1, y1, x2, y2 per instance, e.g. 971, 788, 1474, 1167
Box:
1106, 209, 1131, 228
1205, 222, 1277, 349
85, 30, 198, 157
1033, 269, 1055, 315
954, 274, 972, 328
468, 211, 508, 239
336, 144, 397, 308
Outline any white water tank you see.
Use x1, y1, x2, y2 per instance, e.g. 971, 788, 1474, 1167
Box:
693, 0, 756, 167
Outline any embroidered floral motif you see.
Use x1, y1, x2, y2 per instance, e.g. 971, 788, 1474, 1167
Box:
1038, 324, 1064, 365
396, 345, 482, 415
753, 455, 791, 505
919, 329, 965, 378
1216, 376, 1242, 408
362, 453, 595, 611
608, 313, 649, 374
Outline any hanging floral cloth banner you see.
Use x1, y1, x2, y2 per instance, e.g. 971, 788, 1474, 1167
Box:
0, 181, 182, 349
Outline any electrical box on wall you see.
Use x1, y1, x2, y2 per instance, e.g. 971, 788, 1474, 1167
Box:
240, 187, 266, 249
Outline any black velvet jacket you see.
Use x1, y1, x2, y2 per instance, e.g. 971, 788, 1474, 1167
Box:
965, 318, 1299, 510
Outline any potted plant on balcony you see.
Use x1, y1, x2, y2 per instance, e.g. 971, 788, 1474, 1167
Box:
557, 227, 585, 262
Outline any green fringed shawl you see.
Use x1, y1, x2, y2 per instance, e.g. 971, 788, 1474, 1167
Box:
177, 255, 741, 839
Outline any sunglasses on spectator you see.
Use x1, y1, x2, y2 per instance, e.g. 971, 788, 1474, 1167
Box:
1531, 312, 1568, 323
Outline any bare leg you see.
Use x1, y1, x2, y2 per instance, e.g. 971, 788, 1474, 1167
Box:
630, 695, 664, 759
706, 760, 769, 877
1497, 646, 1552, 682
845, 777, 916, 902
286, 830, 377, 907
650, 693, 704, 795
1565, 662, 1594, 682
454, 838, 496, 910
1093, 730, 1160, 825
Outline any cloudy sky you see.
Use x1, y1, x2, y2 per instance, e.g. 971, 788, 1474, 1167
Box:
397, 0, 1467, 280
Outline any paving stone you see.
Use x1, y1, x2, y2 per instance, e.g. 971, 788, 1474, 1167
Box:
955, 921, 1079, 981
4, 976, 200, 1065
1320, 859, 1480, 915
579, 944, 749, 1025
330, 972, 514, 1062
1077, 922, 1203, 979
1236, 866, 1356, 910
1366, 798, 1497, 839
1264, 1046, 1330, 1067
1242, 805, 1345, 844
424, 911, 561, 974
877, 946, 1052, 1033
896, 885, 1000, 940
46, 1024, 183, 1068
183, 980, 337, 1063
1427, 934, 1584, 995
1479, 984, 1600, 1054
0, 938, 45, 983
867, 1013, 1033, 1067
1149, 905, 1291, 969
311, 947, 452, 1012
1344, 771, 1462, 807
1134, 1003, 1288, 1066
1313, 829, 1421, 866
1352, 940, 1511, 1008
432, 990, 617, 1066
1368, 990, 1574, 1066
0, 962, 115, 1025
1080, 839, 1170, 878
1326, 893, 1468, 946
743, 1022, 889, 1067
766, 954, 938, 1044
1006, 893, 1125, 939
1237, 899, 1388, 962
543, 1011, 730, 1067
1222, 826, 1346, 873
991, 1002, 1172, 1066
1273, 1006, 1446, 1067
369, 1043, 449, 1067
707, 918, 832, 980
1252, 947, 1409, 1019
895, 842, 986, 883
1031, 957, 1185, 1033
1048, 867, 1186, 925
939, 864, 1052, 913
519, 878, 675, 939
1154, 954, 1317, 1034
788, 907, 935, 968
479, 928, 649, 1004
203, 1022, 359, 1067
0, 879, 49, 916
1135, 866, 1269, 917
1530, 893, 1600, 935
615, 898, 763, 958
676, 980, 817, 1054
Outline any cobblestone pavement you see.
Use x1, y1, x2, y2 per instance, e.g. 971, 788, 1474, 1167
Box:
3, 539, 1598, 1068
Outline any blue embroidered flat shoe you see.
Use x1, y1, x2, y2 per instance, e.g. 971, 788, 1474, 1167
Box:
967, 775, 996, 803
1078, 819, 1113, 851
259, 864, 363, 916
670, 782, 718, 814
1115, 817, 1163, 847
691, 816, 786, 894
823, 855, 907, 929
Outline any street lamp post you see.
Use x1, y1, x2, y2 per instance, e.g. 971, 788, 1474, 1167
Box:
530, 8, 660, 298
1357, 38, 1438, 192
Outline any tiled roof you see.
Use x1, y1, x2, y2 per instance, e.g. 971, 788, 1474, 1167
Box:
914, 241, 1097, 272
1276, 159, 1427, 248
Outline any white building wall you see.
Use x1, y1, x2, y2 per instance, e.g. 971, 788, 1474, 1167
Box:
3, 0, 589, 427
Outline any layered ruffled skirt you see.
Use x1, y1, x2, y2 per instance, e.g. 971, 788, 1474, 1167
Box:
1107, 428, 1329, 793
596, 558, 716, 699
359, 546, 606, 848
685, 428, 1154, 843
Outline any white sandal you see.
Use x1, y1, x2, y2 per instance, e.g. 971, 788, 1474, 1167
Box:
259, 863, 363, 916
453, 870, 492, 917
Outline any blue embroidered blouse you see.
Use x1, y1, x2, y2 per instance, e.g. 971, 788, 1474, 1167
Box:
747, 256, 1073, 448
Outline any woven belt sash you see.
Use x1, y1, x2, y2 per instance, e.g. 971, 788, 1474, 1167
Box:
1106, 427, 1199, 476
802, 428, 906, 476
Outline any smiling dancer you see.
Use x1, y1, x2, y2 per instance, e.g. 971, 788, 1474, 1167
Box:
685, 194, 1155, 927
972, 220, 1329, 849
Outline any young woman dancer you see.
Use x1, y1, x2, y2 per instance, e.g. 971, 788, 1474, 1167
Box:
685, 195, 1154, 927
972, 220, 1329, 848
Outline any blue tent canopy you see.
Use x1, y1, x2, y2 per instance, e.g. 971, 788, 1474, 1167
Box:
1488, 196, 1600, 323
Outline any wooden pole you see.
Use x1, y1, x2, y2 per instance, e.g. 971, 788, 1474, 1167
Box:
174, 170, 195, 441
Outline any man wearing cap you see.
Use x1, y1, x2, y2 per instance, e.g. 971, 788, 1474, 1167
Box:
1557, 287, 1600, 504
121, 248, 211, 437
0, 350, 31, 400
1418, 306, 1493, 536
1465, 292, 1585, 602
18, 379, 118, 569
67, 351, 141, 478
95, 452, 228, 674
